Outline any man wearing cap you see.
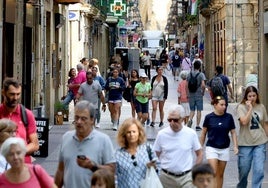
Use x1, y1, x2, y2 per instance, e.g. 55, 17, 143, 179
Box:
133, 73, 152, 125
153, 105, 203, 187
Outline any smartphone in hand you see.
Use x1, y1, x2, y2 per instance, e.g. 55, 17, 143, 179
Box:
77, 155, 86, 160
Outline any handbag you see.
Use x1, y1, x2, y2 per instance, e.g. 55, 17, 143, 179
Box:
140, 166, 163, 188
123, 87, 131, 102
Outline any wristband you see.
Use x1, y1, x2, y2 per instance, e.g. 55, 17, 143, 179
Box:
91, 162, 99, 172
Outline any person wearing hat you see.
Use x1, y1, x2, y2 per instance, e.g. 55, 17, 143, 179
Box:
133, 73, 152, 125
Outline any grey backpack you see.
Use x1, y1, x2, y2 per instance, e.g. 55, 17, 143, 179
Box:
210, 76, 225, 97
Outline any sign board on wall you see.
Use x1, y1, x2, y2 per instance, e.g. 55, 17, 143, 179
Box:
32, 118, 49, 158
69, 11, 79, 21
110, 0, 126, 17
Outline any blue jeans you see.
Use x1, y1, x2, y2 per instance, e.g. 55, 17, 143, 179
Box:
237, 144, 266, 188
62, 91, 74, 108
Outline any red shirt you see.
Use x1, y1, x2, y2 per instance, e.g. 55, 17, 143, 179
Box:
0, 104, 37, 163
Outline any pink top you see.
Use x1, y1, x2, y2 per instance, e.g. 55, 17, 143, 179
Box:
0, 104, 37, 163
0, 164, 54, 188
181, 57, 192, 71
177, 80, 188, 103
73, 70, 86, 95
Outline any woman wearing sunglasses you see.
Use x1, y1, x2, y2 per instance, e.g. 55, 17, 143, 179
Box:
115, 118, 156, 188
200, 96, 238, 188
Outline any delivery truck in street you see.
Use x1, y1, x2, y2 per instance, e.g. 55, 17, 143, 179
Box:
140, 30, 166, 65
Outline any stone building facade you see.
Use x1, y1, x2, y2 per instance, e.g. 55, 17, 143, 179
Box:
199, 0, 260, 102
0, 0, 110, 123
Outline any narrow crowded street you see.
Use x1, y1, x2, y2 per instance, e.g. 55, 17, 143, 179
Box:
35, 69, 268, 188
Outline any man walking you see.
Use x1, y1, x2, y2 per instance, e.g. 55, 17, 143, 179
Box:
141, 50, 151, 79
207, 65, 234, 108
75, 71, 106, 126
187, 60, 206, 131
0, 77, 39, 163
54, 100, 115, 188
92, 66, 106, 128
153, 105, 203, 188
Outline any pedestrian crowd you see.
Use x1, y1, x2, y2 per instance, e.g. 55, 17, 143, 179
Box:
0, 49, 266, 188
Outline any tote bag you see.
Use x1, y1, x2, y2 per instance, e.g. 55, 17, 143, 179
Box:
140, 166, 163, 188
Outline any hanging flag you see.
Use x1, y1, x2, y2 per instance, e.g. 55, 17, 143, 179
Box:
191, 0, 198, 15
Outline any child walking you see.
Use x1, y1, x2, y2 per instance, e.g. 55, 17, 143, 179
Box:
177, 71, 190, 124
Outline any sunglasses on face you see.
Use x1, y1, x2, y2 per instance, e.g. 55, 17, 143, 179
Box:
167, 118, 182, 123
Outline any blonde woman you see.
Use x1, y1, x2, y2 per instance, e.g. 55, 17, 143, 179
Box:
115, 118, 156, 188
89, 58, 101, 76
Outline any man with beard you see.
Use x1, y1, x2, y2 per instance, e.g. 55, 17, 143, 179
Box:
0, 77, 39, 163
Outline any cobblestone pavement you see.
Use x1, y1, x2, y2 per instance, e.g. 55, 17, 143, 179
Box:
35, 69, 268, 187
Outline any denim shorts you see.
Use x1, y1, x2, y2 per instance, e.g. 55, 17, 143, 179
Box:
135, 100, 149, 113
189, 95, 203, 111
152, 95, 165, 101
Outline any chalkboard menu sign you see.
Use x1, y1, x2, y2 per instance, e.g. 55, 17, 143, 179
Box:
32, 118, 49, 157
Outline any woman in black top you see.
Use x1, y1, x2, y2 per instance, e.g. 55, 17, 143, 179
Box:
128, 69, 140, 118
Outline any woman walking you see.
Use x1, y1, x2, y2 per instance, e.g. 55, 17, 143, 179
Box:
128, 69, 140, 118
105, 68, 125, 131
115, 118, 156, 188
150, 66, 168, 127
0, 137, 57, 188
236, 86, 268, 188
200, 96, 238, 188
134, 73, 151, 125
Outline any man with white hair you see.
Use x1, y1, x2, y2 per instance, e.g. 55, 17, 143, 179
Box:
68, 63, 86, 104
153, 105, 203, 188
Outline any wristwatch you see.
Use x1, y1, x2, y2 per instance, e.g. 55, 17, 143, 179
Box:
91, 161, 99, 172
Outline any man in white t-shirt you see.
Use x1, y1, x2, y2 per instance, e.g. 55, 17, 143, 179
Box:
153, 105, 203, 187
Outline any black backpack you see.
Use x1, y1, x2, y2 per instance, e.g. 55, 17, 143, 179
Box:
188, 72, 200, 92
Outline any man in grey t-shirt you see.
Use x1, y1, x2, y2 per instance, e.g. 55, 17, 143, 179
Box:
54, 100, 115, 188
76, 71, 106, 124
186, 60, 206, 131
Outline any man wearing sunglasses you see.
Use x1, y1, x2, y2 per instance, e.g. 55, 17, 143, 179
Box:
153, 105, 203, 188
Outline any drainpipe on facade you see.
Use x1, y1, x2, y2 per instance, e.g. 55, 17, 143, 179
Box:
232, 0, 237, 102
240, 4, 246, 96
40, 0, 47, 117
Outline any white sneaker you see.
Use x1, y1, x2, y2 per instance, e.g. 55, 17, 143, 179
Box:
95, 123, 100, 128
112, 125, 117, 131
